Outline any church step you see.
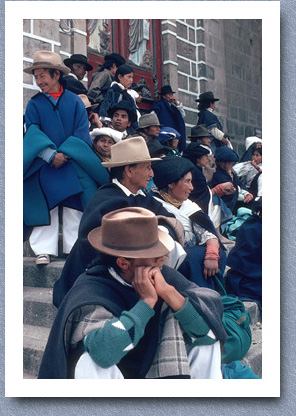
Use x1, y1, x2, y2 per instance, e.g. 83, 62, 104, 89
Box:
243, 301, 261, 326
23, 286, 57, 328
23, 232, 66, 258
23, 324, 50, 378
23, 257, 65, 288
23, 323, 262, 379
241, 323, 262, 378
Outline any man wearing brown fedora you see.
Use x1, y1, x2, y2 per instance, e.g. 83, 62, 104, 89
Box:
23, 50, 110, 265
39, 207, 226, 379
63, 53, 93, 95
53, 136, 186, 308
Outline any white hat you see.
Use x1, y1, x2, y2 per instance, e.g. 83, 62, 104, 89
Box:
90, 127, 123, 144
245, 136, 262, 151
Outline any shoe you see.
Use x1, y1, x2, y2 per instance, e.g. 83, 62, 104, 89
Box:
35, 254, 50, 265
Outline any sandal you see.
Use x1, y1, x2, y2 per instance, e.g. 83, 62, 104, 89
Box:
35, 254, 50, 265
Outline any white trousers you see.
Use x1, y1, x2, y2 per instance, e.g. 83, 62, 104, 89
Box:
29, 206, 82, 256
74, 341, 222, 379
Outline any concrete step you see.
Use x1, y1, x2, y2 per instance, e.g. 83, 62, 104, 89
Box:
23, 286, 57, 328
23, 323, 262, 379
23, 257, 65, 288
23, 324, 50, 378
241, 323, 262, 378
243, 301, 261, 325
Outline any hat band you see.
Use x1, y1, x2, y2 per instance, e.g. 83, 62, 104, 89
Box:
103, 240, 158, 251
32, 61, 57, 67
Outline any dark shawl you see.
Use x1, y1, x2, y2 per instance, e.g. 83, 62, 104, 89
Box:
152, 99, 186, 152
53, 184, 177, 308
197, 109, 224, 150
211, 166, 241, 212
226, 215, 262, 304
63, 75, 88, 95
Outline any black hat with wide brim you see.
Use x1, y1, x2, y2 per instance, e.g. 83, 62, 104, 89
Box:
107, 100, 138, 124
104, 53, 126, 67
64, 54, 93, 71
195, 91, 219, 102
160, 85, 176, 95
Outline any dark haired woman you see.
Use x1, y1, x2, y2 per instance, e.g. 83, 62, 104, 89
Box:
98, 65, 138, 131
150, 156, 226, 290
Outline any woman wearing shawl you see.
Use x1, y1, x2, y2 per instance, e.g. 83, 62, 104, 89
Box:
150, 156, 226, 290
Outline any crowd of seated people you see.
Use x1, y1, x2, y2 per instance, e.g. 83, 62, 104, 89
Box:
24, 50, 262, 380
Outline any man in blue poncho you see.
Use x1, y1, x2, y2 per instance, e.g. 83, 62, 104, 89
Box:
23, 50, 109, 265
152, 85, 186, 152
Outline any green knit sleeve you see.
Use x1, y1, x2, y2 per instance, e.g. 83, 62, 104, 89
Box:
83, 300, 155, 368
173, 298, 217, 346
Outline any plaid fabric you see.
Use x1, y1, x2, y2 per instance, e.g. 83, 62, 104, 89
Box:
145, 303, 190, 378
68, 303, 191, 378
67, 306, 113, 349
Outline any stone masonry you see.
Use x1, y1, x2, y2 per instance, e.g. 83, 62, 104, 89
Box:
23, 18, 262, 153
161, 19, 262, 154
23, 19, 88, 113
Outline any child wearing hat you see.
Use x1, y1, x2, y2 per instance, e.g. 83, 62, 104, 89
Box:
157, 127, 182, 157
211, 147, 253, 213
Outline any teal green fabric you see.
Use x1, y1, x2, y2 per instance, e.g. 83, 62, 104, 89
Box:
83, 300, 155, 368
220, 295, 252, 363
174, 298, 216, 346
221, 207, 252, 241
213, 273, 252, 364
222, 360, 260, 379
23, 124, 110, 226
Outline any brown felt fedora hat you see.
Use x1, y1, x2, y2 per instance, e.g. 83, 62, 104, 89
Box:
78, 94, 99, 110
101, 136, 161, 168
24, 50, 71, 75
88, 207, 175, 258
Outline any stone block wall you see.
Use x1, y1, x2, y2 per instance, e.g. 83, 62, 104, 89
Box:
23, 19, 88, 113
203, 19, 262, 154
161, 19, 204, 139
161, 19, 262, 154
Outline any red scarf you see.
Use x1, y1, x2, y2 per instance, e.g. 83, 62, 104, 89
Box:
48, 85, 64, 100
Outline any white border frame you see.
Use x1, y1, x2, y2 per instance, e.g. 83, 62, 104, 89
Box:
5, 1, 280, 397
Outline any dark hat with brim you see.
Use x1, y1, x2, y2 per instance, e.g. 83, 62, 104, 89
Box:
88, 207, 175, 258
160, 85, 175, 95
107, 100, 137, 124
147, 140, 169, 158
64, 54, 93, 71
188, 124, 211, 139
152, 156, 194, 190
183, 143, 211, 162
214, 147, 239, 162
104, 53, 126, 67
195, 91, 219, 102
